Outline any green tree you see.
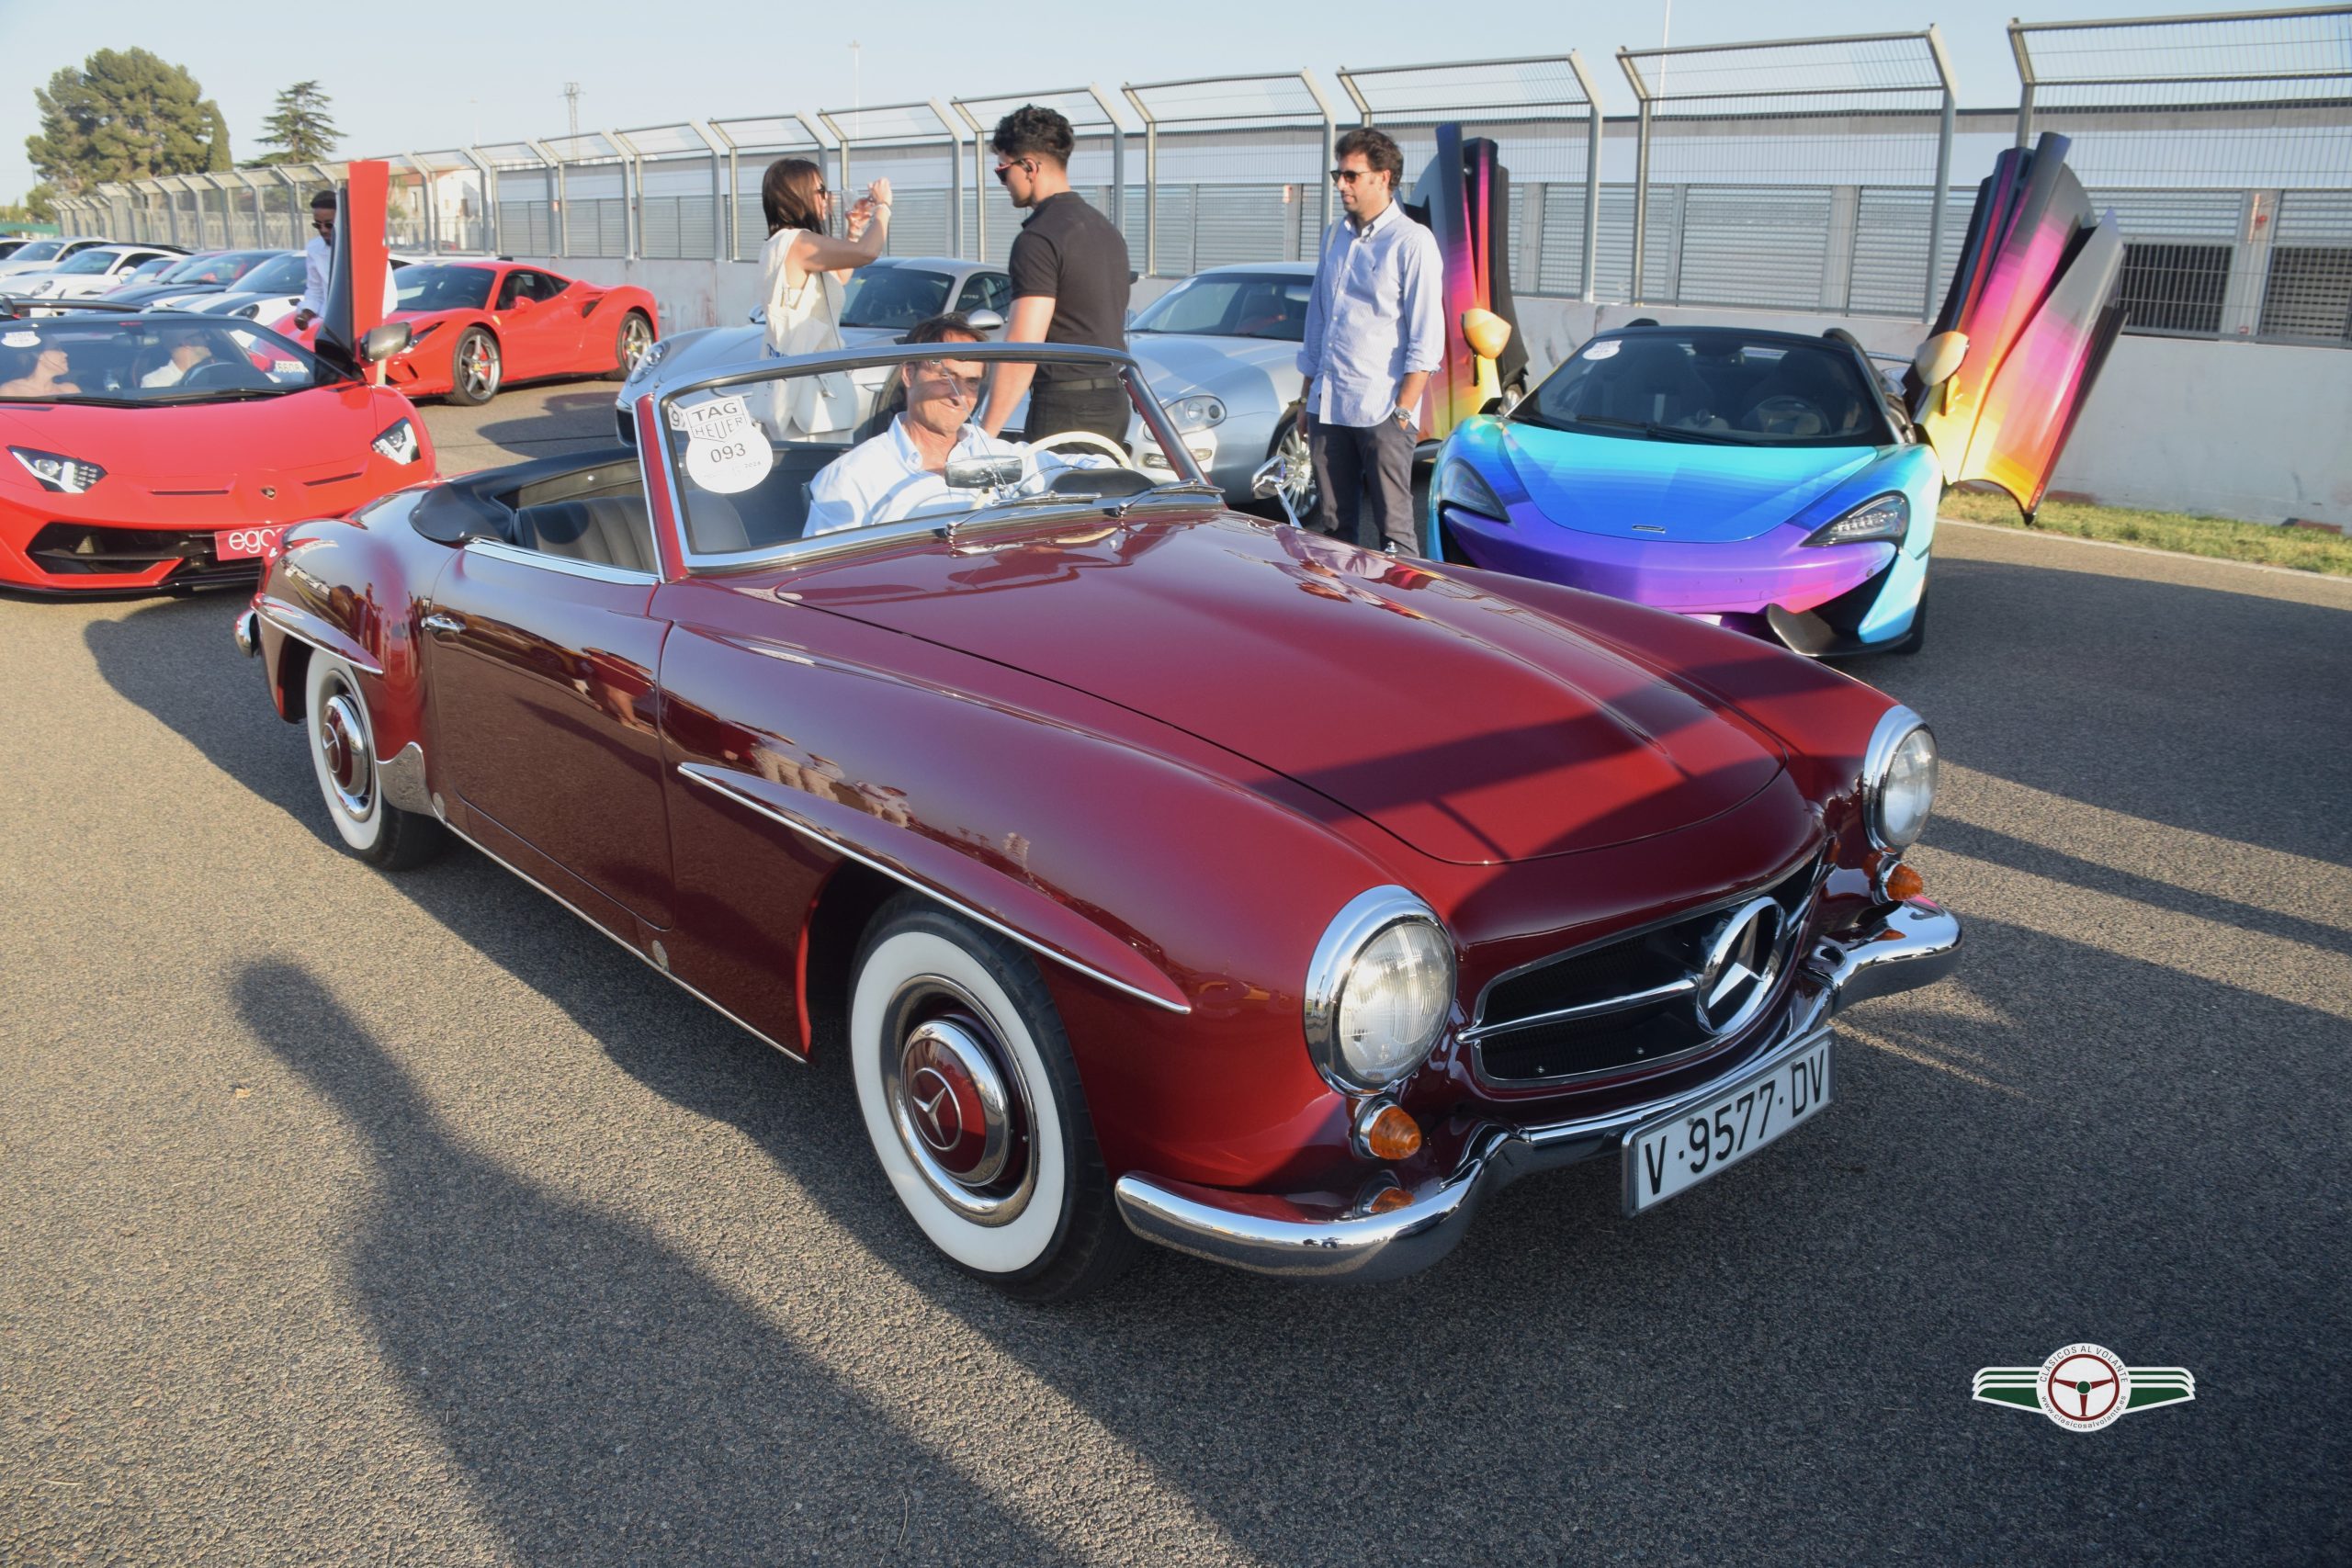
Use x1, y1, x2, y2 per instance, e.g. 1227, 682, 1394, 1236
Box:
257, 80, 339, 166
205, 101, 232, 172
25, 48, 215, 197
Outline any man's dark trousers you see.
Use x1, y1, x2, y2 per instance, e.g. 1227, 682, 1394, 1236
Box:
1306, 415, 1416, 554
1025, 380, 1132, 449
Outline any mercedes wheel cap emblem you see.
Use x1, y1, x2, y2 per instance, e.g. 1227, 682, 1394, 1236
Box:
909, 1066, 963, 1153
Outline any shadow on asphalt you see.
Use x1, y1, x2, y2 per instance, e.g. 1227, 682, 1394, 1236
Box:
84, 537, 2351, 1562
231, 959, 1070, 1566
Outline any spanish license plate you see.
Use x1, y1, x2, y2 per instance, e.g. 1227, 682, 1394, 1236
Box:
216, 525, 288, 560
1623, 1036, 1832, 1214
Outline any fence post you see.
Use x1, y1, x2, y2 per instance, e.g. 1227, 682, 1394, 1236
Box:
1301, 71, 1338, 237
1620, 49, 1651, 304
532, 141, 567, 259
607, 130, 639, 260
1566, 50, 1607, 303
1924, 24, 1961, 321
1122, 85, 1156, 278
2008, 18, 2036, 148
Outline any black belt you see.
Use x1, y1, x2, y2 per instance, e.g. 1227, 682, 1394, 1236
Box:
1033, 375, 1125, 393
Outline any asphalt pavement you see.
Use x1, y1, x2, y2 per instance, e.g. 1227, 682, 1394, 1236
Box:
3, 379, 2346, 1566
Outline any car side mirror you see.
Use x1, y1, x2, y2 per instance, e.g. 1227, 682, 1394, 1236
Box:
966, 308, 1005, 332
748, 305, 766, 326
362, 321, 413, 362
1249, 459, 1283, 502
1911, 330, 1967, 388
945, 455, 1023, 491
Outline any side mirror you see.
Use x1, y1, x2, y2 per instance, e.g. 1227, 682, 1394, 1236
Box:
748, 305, 767, 326
361, 321, 413, 363
945, 455, 1024, 491
966, 308, 1005, 333
1249, 459, 1283, 502
1911, 330, 1968, 388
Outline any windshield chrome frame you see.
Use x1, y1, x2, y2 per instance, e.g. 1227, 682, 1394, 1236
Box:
648, 342, 1210, 576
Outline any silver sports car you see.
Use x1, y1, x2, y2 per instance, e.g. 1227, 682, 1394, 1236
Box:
1123, 263, 1314, 513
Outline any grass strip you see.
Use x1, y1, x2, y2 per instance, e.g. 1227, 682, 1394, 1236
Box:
1938, 486, 2352, 577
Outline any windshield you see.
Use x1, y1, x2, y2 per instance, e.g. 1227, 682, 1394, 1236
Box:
234, 254, 307, 295
162, 250, 272, 286
1516, 332, 1894, 448
56, 249, 126, 276
0, 317, 327, 403
1130, 274, 1313, 342
10, 241, 63, 264
392, 265, 493, 313
840, 267, 953, 330
652, 351, 1197, 563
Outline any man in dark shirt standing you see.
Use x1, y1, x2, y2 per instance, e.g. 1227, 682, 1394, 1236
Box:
976, 105, 1132, 446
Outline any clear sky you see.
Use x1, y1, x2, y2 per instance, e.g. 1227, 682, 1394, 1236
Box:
0, 0, 2277, 208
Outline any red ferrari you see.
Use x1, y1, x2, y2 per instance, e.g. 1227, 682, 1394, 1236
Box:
0, 302, 432, 593
281, 261, 658, 407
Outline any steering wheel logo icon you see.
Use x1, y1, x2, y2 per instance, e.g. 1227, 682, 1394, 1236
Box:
2039, 1343, 2132, 1431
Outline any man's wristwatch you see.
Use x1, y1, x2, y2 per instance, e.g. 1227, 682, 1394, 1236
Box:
1389, 402, 1417, 428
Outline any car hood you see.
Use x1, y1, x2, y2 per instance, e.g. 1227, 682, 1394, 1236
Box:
1479, 421, 1885, 543
1125, 333, 1300, 409
0, 386, 401, 515
783, 513, 1785, 864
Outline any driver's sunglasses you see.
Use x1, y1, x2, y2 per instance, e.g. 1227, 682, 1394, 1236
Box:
311, 216, 334, 231
914, 358, 981, 393
1329, 167, 1379, 185
991, 158, 1035, 185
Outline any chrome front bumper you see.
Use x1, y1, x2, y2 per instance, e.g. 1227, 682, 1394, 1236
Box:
1114, 897, 1962, 1282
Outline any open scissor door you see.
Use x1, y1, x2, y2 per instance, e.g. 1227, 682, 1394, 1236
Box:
315, 159, 391, 381
1408, 125, 1529, 437
1908, 133, 2126, 518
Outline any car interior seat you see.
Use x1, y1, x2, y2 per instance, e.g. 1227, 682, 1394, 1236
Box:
1597, 341, 1716, 427
511, 496, 657, 573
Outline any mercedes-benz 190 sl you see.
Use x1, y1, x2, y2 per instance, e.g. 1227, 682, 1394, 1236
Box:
236, 339, 1959, 1301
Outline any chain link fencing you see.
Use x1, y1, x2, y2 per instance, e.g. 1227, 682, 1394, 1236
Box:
40, 12, 2351, 348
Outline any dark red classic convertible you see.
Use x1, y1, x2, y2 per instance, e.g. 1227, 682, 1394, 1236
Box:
237, 343, 1959, 1301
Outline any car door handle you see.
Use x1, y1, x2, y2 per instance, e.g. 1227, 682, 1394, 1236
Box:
421, 612, 464, 635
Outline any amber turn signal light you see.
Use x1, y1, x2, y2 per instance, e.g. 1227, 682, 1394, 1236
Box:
1884, 863, 1926, 901
1358, 1101, 1424, 1162
1366, 1186, 1415, 1215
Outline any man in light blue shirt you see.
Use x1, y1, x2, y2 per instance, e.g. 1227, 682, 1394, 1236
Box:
1296, 127, 1444, 555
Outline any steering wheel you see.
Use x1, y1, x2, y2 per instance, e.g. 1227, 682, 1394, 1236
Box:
1745, 394, 1822, 436
184, 359, 251, 388
1027, 430, 1137, 469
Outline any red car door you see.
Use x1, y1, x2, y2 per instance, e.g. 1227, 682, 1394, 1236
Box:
492, 268, 573, 380
422, 518, 676, 934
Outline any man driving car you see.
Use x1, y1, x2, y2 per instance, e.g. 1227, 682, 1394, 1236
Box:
805, 313, 1103, 536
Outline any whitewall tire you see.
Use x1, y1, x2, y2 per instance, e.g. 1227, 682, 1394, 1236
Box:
302, 652, 443, 870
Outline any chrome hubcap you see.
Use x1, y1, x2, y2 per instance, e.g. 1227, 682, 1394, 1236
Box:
621, 318, 651, 368
318, 689, 373, 818
1277, 423, 1316, 512
883, 985, 1035, 1225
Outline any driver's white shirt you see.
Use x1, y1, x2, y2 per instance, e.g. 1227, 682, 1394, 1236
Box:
804, 417, 1086, 536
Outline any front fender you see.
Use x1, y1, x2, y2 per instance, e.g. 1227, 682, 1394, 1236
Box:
254, 491, 441, 761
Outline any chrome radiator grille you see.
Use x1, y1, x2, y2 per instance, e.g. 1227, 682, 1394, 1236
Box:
1468, 857, 1822, 1086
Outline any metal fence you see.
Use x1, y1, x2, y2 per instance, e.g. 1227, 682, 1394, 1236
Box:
44, 8, 2352, 347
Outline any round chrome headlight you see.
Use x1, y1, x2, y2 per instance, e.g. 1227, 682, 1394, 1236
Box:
1863, 706, 1939, 851
1305, 888, 1456, 1093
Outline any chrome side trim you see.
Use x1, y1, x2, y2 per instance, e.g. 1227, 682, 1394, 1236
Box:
465, 537, 658, 586
674, 761, 1192, 1016
377, 740, 432, 815
255, 600, 382, 676
439, 815, 808, 1064
1459, 977, 1697, 1043
1114, 896, 1962, 1282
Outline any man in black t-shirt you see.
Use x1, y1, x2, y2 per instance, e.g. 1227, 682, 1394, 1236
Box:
975, 105, 1132, 448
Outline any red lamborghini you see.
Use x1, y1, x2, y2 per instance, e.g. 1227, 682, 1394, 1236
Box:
0, 303, 431, 593
280, 262, 658, 407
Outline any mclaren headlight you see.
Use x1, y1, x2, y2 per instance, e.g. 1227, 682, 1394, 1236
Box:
10, 446, 106, 494
1804, 492, 1909, 547
1305, 887, 1456, 1093
1167, 393, 1226, 432
371, 418, 423, 465
1863, 706, 1939, 852
1431, 457, 1508, 523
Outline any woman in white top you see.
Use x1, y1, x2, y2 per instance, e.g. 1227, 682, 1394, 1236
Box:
758, 158, 892, 439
